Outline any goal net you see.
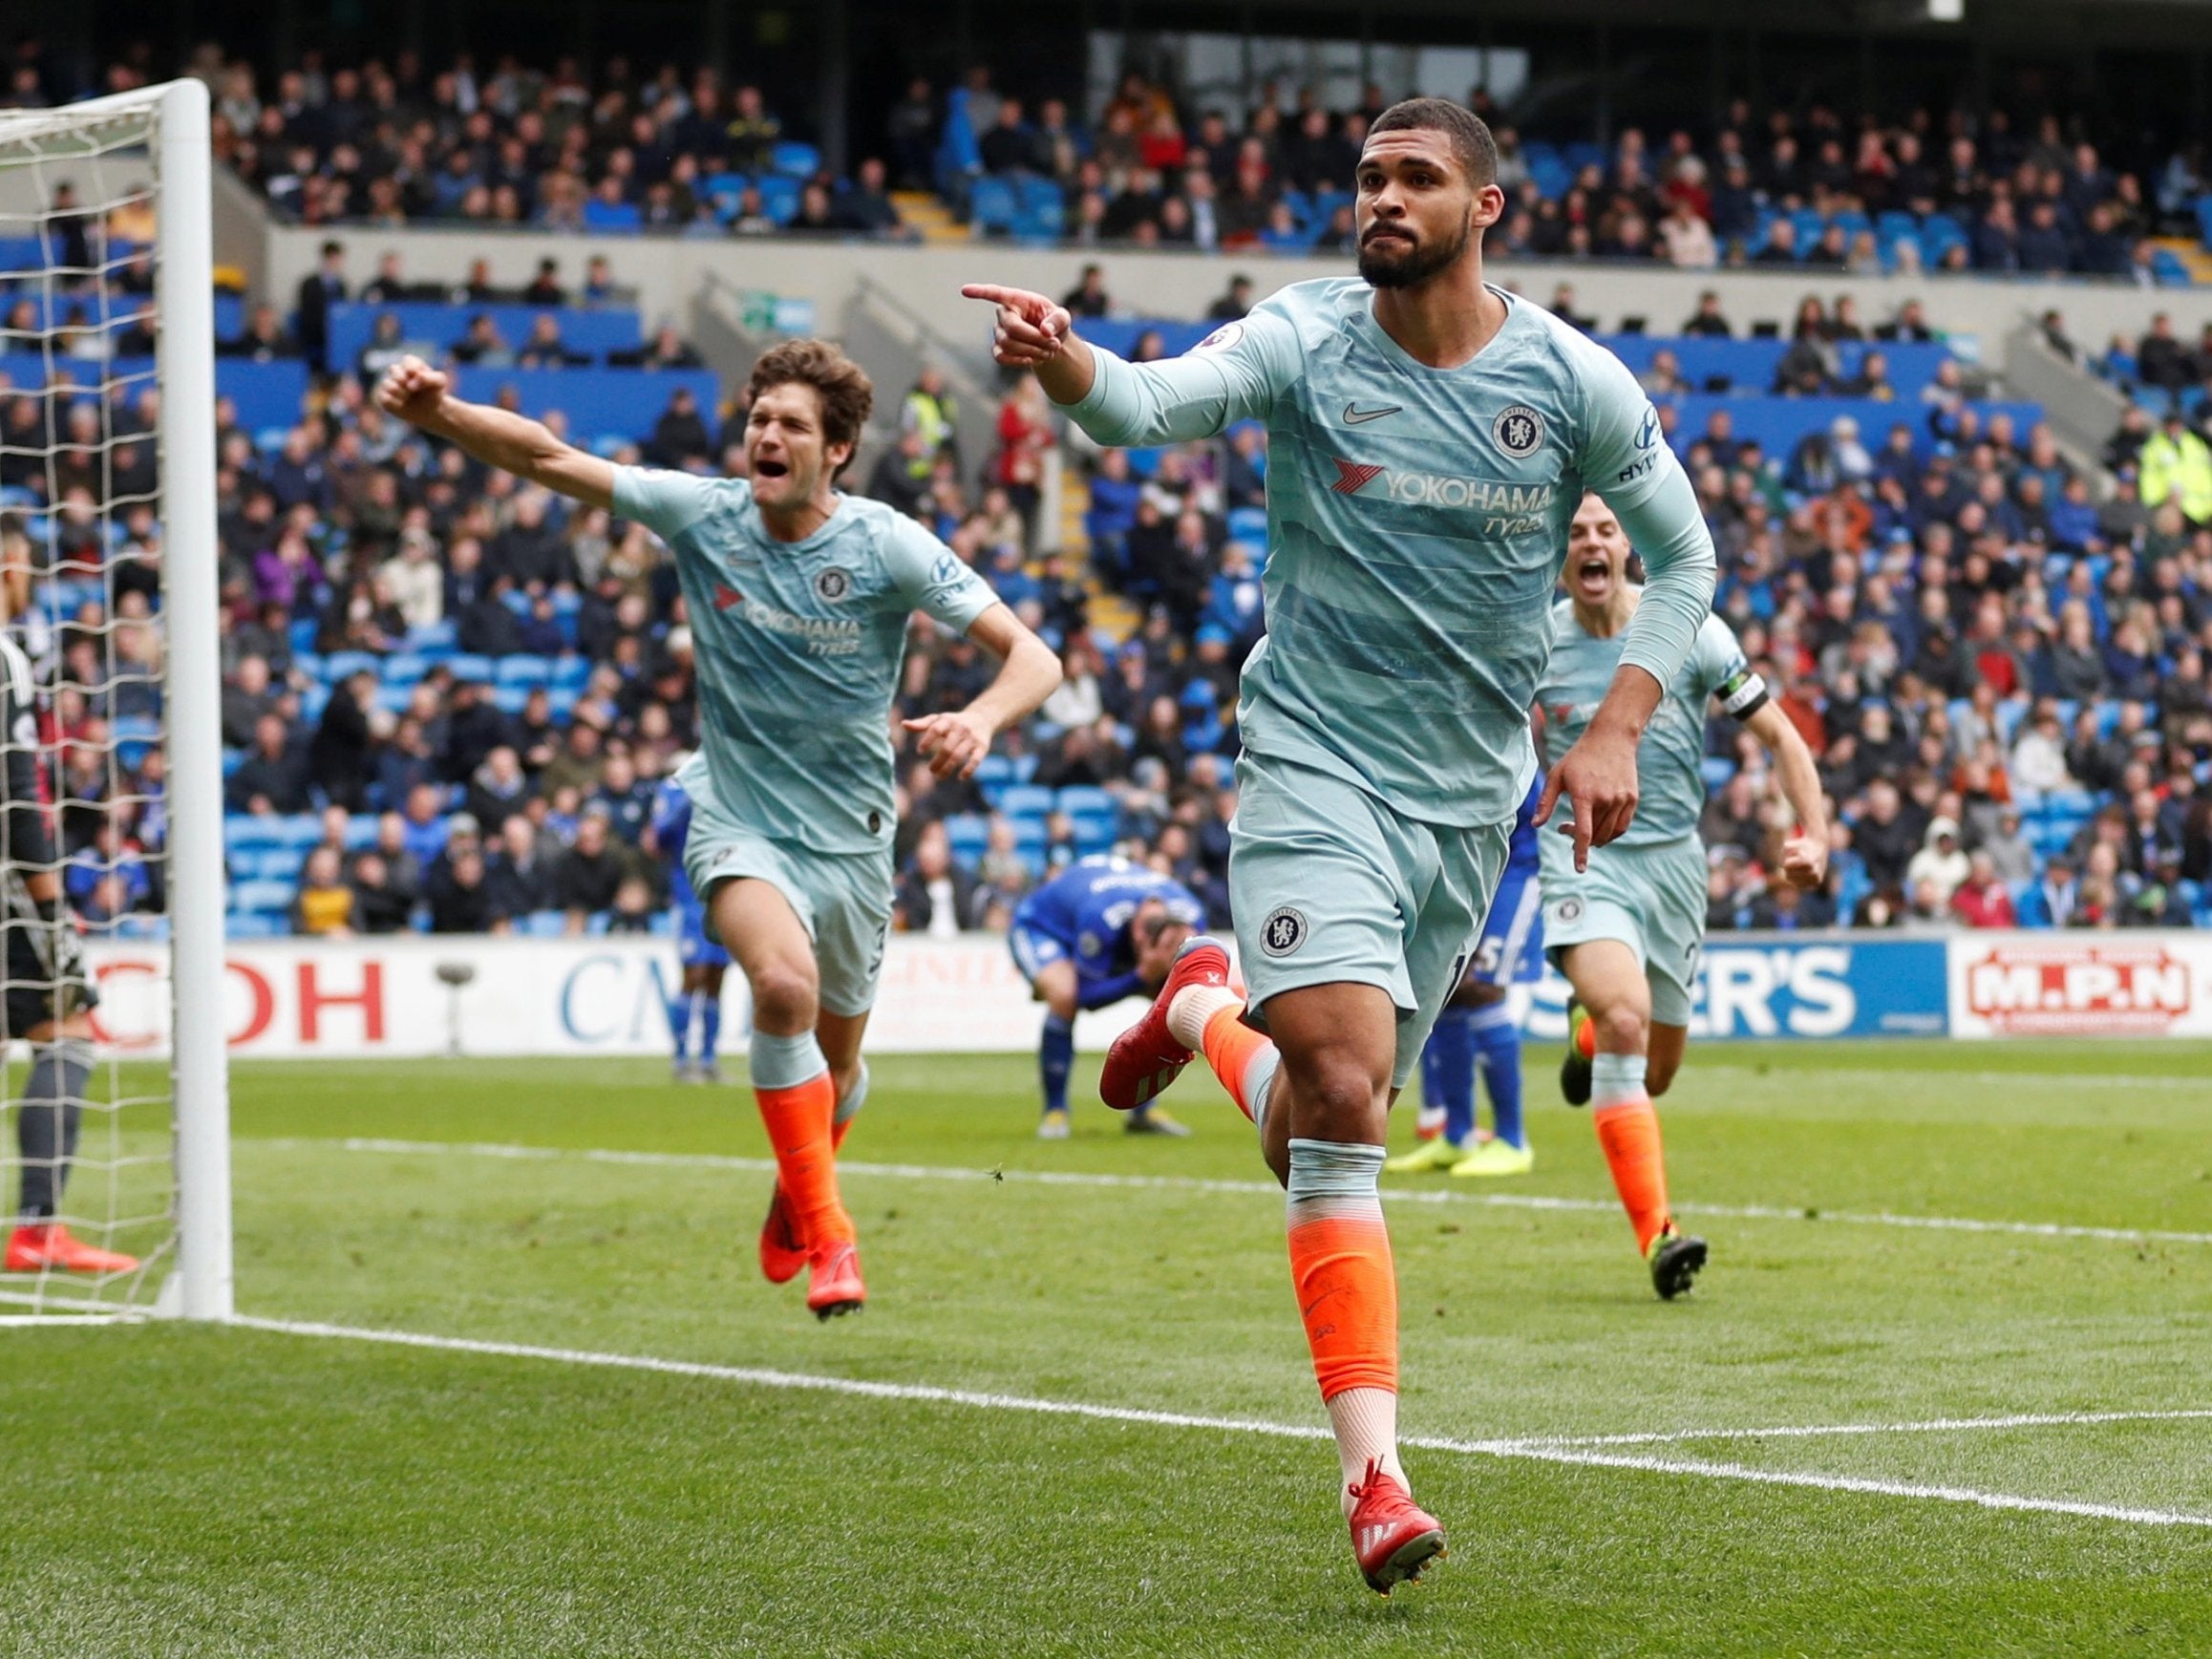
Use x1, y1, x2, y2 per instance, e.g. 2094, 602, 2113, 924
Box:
0, 82, 229, 1322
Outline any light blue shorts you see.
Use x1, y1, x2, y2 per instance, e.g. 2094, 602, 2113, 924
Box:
682, 770, 893, 1018
1539, 833, 1707, 1028
1230, 748, 1512, 1091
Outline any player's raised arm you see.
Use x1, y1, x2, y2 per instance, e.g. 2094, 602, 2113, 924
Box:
960, 282, 1296, 448
375, 353, 616, 511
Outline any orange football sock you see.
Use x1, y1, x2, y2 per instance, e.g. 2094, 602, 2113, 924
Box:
1575, 1011, 1597, 1059
1590, 1052, 1669, 1252
1285, 1141, 1398, 1401
1201, 1007, 1274, 1124
755, 1072, 852, 1248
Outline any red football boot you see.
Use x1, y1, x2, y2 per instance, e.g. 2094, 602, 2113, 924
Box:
1099, 937, 1231, 1113
1347, 1459, 1446, 1594
805, 1239, 865, 1320
757, 1182, 805, 1285
5, 1223, 139, 1275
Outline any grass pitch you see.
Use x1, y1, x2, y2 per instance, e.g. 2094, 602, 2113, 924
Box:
8, 1040, 2212, 1655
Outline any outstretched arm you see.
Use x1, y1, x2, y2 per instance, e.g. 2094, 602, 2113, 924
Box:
375, 353, 616, 511
961, 283, 1294, 448
1744, 701, 1831, 889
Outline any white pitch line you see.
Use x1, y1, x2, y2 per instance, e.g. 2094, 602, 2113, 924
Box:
1506, 1408, 2212, 1449
1697, 1064, 2212, 1094
221, 1315, 2212, 1532
275, 1136, 2212, 1248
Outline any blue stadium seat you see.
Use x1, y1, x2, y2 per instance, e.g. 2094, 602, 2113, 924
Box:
250, 846, 308, 883
229, 879, 296, 915
446, 366, 722, 439
1227, 506, 1267, 545
521, 909, 568, 939
996, 784, 1055, 819
942, 813, 989, 862
970, 176, 1019, 233
1072, 818, 1118, 856
445, 653, 495, 684
269, 815, 329, 849
755, 175, 801, 224
325, 649, 382, 682
974, 754, 1015, 791
381, 651, 430, 684
223, 818, 279, 854
323, 302, 643, 370
225, 913, 287, 939
551, 656, 592, 690
407, 620, 459, 653
1053, 785, 1116, 819
772, 141, 822, 178
497, 655, 552, 689
1700, 756, 1737, 791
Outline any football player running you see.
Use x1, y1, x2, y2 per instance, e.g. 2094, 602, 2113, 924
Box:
965, 97, 1714, 1591
377, 341, 1059, 1321
1536, 492, 1827, 1299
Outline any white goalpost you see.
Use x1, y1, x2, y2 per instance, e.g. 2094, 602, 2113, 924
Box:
0, 79, 230, 1322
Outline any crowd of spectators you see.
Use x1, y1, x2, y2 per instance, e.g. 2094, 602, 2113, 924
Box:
11, 42, 2209, 281
5, 37, 2212, 941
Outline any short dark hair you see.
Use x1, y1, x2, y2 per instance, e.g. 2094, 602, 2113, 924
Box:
748, 338, 876, 479
1365, 98, 1498, 188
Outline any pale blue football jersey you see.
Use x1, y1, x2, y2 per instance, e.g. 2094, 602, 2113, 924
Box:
1537, 599, 1761, 850
1067, 278, 1715, 826
611, 470, 997, 854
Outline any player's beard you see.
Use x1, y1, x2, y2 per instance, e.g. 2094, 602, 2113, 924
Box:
1357, 215, 1473, 289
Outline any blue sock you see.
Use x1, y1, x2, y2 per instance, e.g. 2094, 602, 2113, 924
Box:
668, 991, 691, 1060
1471, 1004, 1524, 1150
1422, 1008, 1477, 1145
1039, 1013, 1074, 1116
698, 992, 721, 1063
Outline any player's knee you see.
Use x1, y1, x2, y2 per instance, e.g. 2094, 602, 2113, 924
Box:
748, 958, 819, 1031
1595, 1002, 1648, 1055
1286, 1049, 1387, 1133
1044, 982, 1078, 1023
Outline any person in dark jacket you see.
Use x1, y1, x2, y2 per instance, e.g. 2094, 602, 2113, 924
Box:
308, 671, 376, 812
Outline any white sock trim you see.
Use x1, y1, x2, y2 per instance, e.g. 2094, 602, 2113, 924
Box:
1166, 983, 1241, 1052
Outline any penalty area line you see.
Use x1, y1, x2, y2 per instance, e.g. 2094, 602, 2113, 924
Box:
222, 1315, 2212, 1532
277, 1137, 2212, 1248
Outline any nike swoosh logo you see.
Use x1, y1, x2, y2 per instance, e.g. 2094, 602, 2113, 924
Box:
1342, 402, 1402, 425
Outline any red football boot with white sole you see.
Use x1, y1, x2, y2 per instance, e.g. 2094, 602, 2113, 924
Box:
1347, 1459, 1446, 1594
5, 1223, 138, 1275
1099, 937, 1231, 1113
758, 1183, 805, 1285
805, 1240, 865, 1320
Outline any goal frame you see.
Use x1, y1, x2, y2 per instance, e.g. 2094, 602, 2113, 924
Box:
0, 78, 231, 1320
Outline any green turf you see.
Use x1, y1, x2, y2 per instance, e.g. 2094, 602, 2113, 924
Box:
8, 1040, 2212, 1655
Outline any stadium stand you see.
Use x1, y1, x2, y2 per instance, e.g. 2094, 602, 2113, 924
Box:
3, 47, 2210, 941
